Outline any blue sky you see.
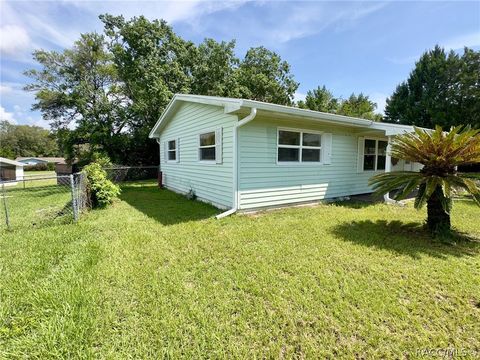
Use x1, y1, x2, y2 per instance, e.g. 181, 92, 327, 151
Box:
1, 0, 479, 128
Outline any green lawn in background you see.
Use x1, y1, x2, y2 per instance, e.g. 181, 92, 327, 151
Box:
1, 172, 72, 230
23, 170, 57, 177
1, 181, 479, 358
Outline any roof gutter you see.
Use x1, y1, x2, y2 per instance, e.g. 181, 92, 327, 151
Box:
216, 107, 257, 219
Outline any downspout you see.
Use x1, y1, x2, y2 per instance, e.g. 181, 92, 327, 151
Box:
156, 138, 162, 172
216, 107, 257, 219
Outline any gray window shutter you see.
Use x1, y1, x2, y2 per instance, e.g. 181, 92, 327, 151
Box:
176, 137, 180, 163
357, 137, 365, 172
215, 128, 223, 164
164, 141, 167, 163
321, 133, 332, 165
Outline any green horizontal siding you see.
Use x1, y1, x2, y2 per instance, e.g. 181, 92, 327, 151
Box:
237, 117, 387, 210
159, 102, 236, 209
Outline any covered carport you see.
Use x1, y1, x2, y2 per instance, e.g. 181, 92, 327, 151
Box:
0, 157, 25, 183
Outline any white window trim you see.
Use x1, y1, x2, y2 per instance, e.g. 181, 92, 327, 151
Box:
198, 130, 217, 164
363, 137, 388, 172
166, 138, 178, 163
276, 127, 323, 165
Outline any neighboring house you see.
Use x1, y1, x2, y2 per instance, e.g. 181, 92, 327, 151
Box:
0, 157, 25, 183
15, 157, 65, 165
149, 94, 422, 216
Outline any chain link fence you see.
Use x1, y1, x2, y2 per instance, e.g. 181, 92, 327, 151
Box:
0, 172, 89, 231
0, 166, 158, 231
104, 166, 158, 184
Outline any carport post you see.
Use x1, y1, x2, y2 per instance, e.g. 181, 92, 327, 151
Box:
1, 183, 10, 229
383, 136, 396, 204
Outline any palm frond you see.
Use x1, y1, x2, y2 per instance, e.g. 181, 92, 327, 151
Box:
447, 174, 480, 206
389, 126, 480, 167
369, 171, 423, 198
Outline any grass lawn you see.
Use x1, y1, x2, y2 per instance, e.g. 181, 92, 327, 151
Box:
1, 172, 73, 230
1, 181, 479, 358
23, 170, 57, 177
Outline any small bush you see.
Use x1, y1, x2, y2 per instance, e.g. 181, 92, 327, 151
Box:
24, 163, 48, 171
83, 163, 121, 208
77, 151, 112, 168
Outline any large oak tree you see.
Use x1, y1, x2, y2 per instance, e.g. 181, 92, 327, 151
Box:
26, 14, 299, 164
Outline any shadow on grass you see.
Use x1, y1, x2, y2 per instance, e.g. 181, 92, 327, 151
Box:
119, 183, 220, 226
330, 220, 479, 259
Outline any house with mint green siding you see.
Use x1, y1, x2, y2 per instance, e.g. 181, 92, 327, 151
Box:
149, 94, 421, 217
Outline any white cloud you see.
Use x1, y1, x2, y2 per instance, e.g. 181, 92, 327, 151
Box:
27, 116, 49, 129
24, 14, 79, 48
387, 31, 480, 65
67, 0, 246, 25
1, 0, 248, 55
0, 104, 49, 128
0, 84, 13, 94
441, 31, 480, 50
0, 105, 17, 124
250, 2, 388, 45
0, 24, 31, 56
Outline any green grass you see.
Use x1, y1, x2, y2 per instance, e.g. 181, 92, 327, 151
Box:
1, 181, 479, 358
1, 173, 73, 230
23, 170, 57, 177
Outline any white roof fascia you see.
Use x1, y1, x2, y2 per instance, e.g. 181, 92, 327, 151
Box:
149, 94, 422, 138
240, 99, 375, 128
149, 94, 242, 138
0, 157, 25, 167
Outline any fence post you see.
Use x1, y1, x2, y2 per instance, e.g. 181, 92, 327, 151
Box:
1, 183, 10, 229
70, 174, 78, 222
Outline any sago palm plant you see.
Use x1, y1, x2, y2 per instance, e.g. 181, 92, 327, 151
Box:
369, 126, 480, 235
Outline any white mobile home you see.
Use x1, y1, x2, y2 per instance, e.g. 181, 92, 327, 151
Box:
149, 94, 420, 215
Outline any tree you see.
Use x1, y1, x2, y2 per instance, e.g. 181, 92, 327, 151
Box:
101, 15, 195, 125
236, 46, 299, 105
191, 38, 239, 97
297, 85, 339, 113
100, 14, 196, 164
26, 15, 301, 164
0, 120, 59, 158
24, 32, 129, 163
297, 86, 382, 120
337, 93, 381, 120
369, 126, 480, 235
385, 46, 480, 128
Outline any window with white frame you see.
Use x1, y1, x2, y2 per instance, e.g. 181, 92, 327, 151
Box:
277, 129, 322, 163
199, 131, 216, 161
363, 139, 388, 171
167, 139, 177, 161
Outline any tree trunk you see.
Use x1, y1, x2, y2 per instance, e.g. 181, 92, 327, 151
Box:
426, 186, 451, 234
